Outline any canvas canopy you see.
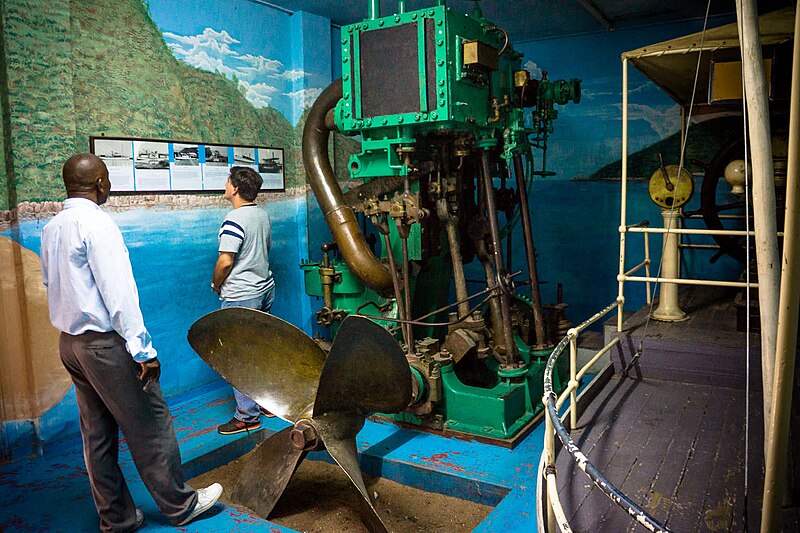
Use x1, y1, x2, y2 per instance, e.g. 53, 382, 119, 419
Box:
622, 7, 795, 108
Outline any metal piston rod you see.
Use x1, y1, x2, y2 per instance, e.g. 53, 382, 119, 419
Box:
512, 153, 550, 348
479, 149, 520, 366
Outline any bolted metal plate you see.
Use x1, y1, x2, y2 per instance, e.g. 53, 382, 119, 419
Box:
313, 315, 412, 419
188, 307, 326, 422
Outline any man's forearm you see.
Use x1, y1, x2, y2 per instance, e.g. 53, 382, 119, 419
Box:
212, 253, 235, 291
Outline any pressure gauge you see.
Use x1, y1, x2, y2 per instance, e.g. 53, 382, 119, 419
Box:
648, 164, 694, 209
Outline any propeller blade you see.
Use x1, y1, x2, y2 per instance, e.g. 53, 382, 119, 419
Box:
314, 414, 388, 533
230, 426, 306, 518
313, 315, 412, 418
188, 307, 326, 422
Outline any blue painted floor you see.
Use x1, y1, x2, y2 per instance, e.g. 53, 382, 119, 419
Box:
0, 381, 545, 532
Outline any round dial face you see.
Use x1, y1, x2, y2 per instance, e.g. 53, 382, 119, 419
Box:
648, 165, 694, 209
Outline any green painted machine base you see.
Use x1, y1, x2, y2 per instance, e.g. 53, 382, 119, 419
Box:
386, 346, 568, 446
439, 362, 534, 439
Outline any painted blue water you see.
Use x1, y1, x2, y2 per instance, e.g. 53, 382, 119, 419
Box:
6, 196, 309, 400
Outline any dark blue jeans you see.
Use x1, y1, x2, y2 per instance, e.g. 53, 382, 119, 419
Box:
220, 286, 274, 422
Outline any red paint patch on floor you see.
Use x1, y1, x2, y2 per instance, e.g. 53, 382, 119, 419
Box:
421, 452, 467, 472
208, 397, 234, 408
180, 426, 216, 442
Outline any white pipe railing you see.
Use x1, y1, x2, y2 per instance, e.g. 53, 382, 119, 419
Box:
627, 226, 784, 237
622, 275, 759, 289
540, 297, 670, 532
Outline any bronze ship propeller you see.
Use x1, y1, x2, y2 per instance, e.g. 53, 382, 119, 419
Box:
188, 307, 413, 532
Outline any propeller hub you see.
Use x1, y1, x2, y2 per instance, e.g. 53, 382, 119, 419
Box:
290, 419, 319, 450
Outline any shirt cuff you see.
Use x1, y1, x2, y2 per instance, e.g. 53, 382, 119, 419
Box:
132, 347, 158, 363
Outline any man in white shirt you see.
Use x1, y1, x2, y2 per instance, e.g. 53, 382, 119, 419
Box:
40, 153, 221, 531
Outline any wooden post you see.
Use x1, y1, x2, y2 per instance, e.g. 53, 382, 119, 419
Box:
735, 0, 780, 441
761, 5, 800, 532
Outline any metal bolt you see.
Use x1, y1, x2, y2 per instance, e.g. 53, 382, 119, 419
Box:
290, 420, 318, 450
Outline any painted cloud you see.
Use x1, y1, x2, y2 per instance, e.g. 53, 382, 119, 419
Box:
163, 27, 307, 112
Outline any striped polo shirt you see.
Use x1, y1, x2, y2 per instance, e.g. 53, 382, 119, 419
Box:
218, 204, 274, 301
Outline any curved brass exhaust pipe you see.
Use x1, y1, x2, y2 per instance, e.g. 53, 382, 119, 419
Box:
302, 79, 394, 296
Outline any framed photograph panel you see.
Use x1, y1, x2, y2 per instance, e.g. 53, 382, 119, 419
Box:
90, 136, 285, 193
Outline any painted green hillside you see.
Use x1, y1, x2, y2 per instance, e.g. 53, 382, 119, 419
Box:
585, 116, 743, 181
3, 0, 76, 206
3, 0, 302, 204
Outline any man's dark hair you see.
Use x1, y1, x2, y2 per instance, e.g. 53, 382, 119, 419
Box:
229, 166, 262, 201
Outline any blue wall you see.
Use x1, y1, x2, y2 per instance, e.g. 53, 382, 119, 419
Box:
514, 16, 733, 181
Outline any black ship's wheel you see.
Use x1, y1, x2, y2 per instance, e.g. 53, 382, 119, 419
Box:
698, 138, 747, 263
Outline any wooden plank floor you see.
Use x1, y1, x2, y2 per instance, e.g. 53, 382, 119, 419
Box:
555, 373, 800, 532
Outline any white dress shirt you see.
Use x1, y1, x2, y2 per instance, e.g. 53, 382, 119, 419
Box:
40, 197, 157, 362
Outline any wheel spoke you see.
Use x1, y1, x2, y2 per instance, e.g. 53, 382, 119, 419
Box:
713, 200, 745, 213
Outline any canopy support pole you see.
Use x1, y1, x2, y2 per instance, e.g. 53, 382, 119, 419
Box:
735, 0, 780, 447
761, 5, 800, 532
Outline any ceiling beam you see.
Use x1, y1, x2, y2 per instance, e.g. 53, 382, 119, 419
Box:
576, 0, 614, 31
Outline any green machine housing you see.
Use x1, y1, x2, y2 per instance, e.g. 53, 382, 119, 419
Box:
302, 1, 580, 446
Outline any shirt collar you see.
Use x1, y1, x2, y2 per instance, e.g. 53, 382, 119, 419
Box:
64, 197, 102, 210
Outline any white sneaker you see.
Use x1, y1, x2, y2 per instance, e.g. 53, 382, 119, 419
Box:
133, 508, 144, 530
177, 483, 223, 526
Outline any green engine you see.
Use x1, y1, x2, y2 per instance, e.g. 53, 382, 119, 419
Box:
301, 0, 579, 446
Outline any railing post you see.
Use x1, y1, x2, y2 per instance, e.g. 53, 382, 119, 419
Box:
569, 331, 578, 430
617, 57, 629, 333
544, 413, 557, 532
644, 229, 652, 305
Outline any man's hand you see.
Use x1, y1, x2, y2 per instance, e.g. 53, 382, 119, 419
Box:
212, 252, 235, 293
139, 357, 161, 385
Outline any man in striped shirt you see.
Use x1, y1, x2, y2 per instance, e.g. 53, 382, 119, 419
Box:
211, 166, 275, 435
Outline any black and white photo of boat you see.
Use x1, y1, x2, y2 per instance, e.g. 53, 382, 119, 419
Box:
134, 141, 169, 170
205, 145, 229, 166
258, 149, 283, 174
233, 147, 256, 166
94, 139, 132, 168
173, 144, 200, 166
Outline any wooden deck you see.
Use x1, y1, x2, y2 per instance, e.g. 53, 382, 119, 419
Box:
553, 287, 800, 531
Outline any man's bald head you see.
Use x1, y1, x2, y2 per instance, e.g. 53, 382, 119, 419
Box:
62, 153, 110, 204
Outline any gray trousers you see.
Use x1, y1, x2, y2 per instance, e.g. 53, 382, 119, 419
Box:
59, 331, 197, 532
